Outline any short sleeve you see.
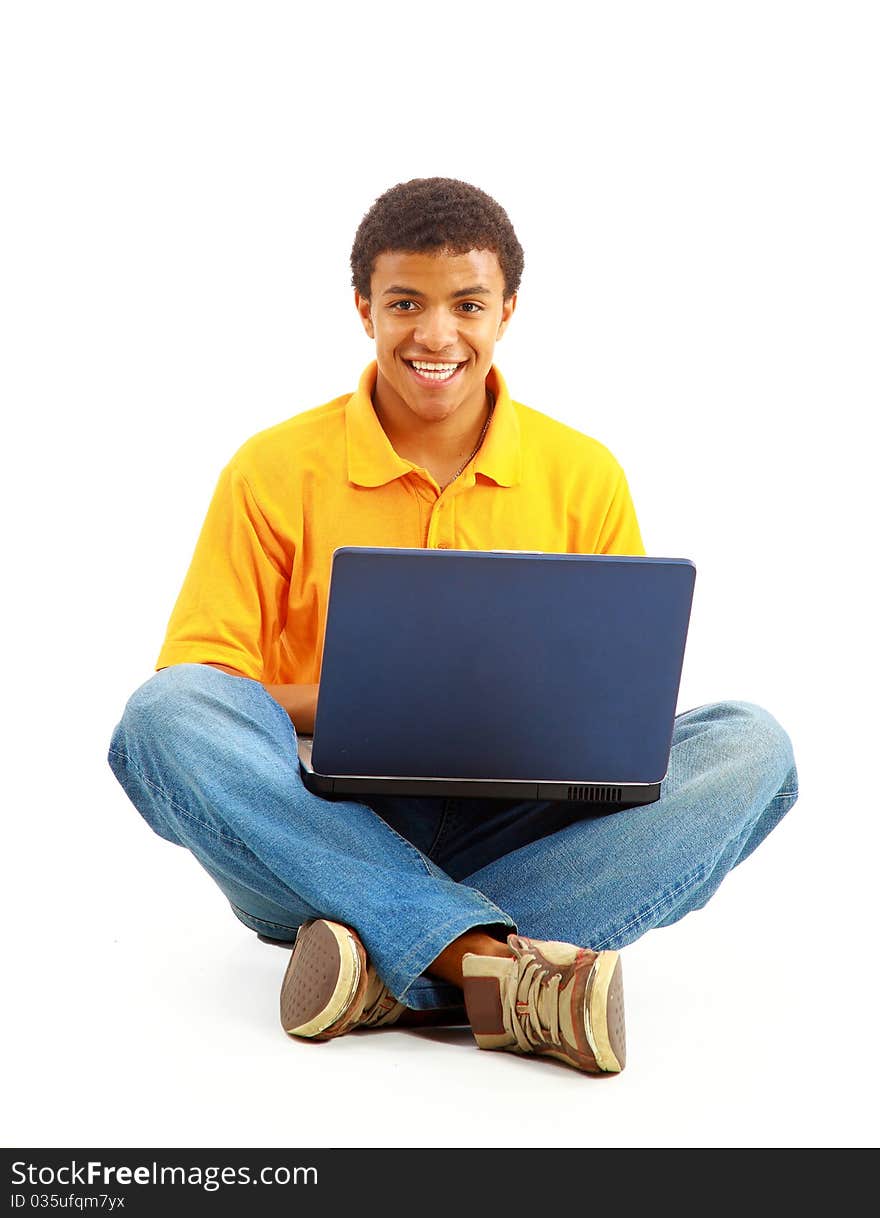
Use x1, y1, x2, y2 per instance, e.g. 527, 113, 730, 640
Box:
595, 469, 646, 556
155, 461, 291, 680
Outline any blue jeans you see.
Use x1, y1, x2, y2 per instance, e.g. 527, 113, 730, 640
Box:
107, 663, 799, 1011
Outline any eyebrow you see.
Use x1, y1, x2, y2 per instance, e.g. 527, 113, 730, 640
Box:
382, 284, 493, 298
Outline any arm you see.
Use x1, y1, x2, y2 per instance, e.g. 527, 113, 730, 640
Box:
205, 663, 319, 735
594, 467, 646, 556
157, 460, 316, 731
156, 460, 293, 681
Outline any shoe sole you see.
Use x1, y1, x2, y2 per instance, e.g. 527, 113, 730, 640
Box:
585, 951, 626, 1072
280, 919, 365, 1039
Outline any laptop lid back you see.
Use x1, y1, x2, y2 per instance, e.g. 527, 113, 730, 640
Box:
311, 548, 695, 784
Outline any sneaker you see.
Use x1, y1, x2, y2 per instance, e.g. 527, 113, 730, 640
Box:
280, 918, 405, 1040
461, 934, 626, 1073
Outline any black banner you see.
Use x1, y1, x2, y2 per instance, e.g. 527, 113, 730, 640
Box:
1, 1150, 441, 1215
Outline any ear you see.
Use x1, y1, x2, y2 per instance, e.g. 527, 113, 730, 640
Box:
355, 290, 375, 339
496, 292, 517, 341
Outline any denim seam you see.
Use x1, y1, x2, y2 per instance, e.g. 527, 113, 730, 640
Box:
425, 801, 455, 860
370, 811, 448, 879
230, 903, 299, 933
591, 862, 708, 950
112, 736, 442, 883
108, 746, 251, 850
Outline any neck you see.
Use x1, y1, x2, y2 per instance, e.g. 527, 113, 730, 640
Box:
372, 374, 494, 471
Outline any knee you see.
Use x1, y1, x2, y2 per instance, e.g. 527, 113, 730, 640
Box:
706, 699, 797, 784
112, 663, 222, 750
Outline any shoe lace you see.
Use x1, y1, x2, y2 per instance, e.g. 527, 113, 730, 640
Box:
501, 951, 563, 1052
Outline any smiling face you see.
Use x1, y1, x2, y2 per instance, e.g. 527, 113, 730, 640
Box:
355, 248, 516, 431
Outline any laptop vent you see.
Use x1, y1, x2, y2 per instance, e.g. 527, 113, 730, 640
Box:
566, 785, 623, 803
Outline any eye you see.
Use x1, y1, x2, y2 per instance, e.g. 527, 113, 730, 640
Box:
458, 301, 484, 314
389, 300, 417, 312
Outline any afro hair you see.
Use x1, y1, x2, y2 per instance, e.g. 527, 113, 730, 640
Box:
350, 177, 524, 301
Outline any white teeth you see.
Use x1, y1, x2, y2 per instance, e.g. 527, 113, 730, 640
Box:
409, 360, 461, 381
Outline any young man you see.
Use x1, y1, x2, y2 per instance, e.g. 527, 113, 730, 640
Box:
108, 178, 798, 1075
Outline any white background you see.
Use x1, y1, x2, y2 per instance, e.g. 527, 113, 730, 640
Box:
2, 1, 878, 1150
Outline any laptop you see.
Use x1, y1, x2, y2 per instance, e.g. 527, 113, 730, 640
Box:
298, 547, 696, 808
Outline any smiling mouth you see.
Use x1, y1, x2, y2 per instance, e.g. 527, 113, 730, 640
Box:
404, 359, 465, 383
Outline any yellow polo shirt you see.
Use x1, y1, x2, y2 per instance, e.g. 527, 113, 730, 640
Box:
156, 362, 645, 683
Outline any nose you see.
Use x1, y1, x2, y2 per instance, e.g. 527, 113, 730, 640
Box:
412, 308, 458, 352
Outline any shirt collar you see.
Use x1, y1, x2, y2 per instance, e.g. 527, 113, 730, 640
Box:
345, 361, 521, 489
